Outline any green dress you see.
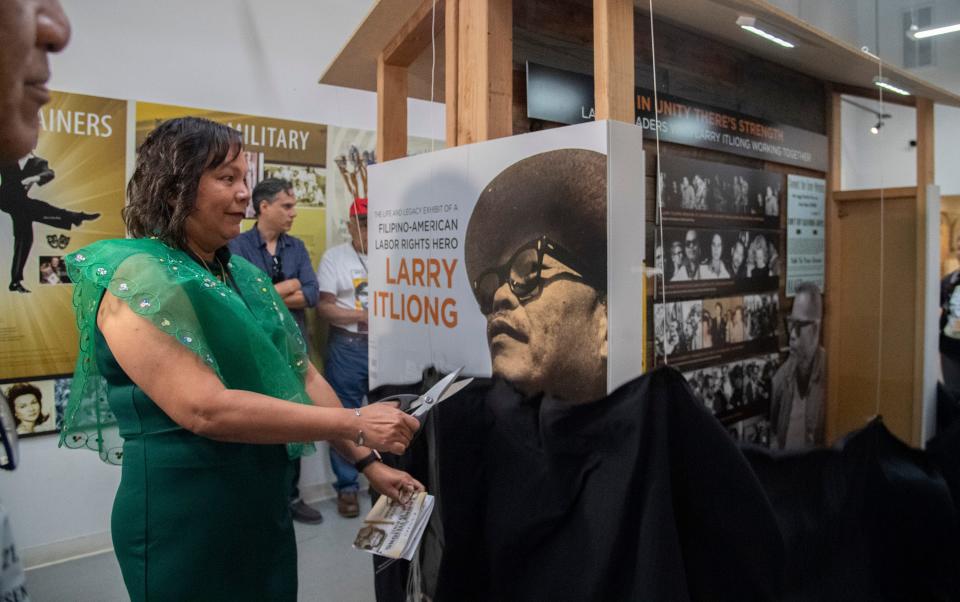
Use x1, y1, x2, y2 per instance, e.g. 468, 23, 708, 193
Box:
60, 239, 316, 602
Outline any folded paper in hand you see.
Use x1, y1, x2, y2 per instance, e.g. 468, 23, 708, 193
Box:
352, 491, 435, 561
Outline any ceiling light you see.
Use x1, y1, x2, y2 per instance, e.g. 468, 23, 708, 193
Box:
736, 16, 795, 49
870, 121, 882, 135
873, 76, 910, 96
912, 22, 960, 39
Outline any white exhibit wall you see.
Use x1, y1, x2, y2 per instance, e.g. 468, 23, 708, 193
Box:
935, 104, 960, 195
840, 96, 917, 190
3, 0, 445, 563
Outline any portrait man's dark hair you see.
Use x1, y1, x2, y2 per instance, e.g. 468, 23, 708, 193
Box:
465, 148, 607, 298
124, 117, 243, 249
464, 148, 608, 402
253, 177, 293, 216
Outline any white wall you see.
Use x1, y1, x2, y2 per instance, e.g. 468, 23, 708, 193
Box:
936, 104, 960, 195
3, 0, 445, 562
841, 96, 917, 190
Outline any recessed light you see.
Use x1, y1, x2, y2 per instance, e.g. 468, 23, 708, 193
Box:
736, 16, 796, 49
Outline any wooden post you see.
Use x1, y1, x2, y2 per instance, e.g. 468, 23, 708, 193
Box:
825, 89, 842, 444
445, 0, 459, 147
456, 0, 512, 144
593, 0, 635, 122
377, 54, 408, 162
914, 96, 935, 444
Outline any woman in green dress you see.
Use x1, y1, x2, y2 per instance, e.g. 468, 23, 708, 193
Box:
60, 117, 422, 601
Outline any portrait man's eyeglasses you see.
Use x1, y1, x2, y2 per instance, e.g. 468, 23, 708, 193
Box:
472, 236, 600, 314
784, 317, 819, 335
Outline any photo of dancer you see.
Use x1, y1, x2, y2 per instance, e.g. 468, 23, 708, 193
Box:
0, 155, 99, 293
38, 255, 69, 285
659, 154, 782, 222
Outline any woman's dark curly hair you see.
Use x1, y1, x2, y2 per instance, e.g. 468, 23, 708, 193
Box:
6, 383, 47, 428
124, 117, 243, 249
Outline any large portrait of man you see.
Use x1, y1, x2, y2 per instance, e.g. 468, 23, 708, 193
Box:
464, 148, 607, 403
770, 281, 825, 449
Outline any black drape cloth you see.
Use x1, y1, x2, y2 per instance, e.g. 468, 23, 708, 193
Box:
473, 367, 783, 601
743, 418, 960, 602
383, 367, 783, 601
374, 367, 960, 601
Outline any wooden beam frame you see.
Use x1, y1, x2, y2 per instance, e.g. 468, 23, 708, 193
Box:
825, 89, 842, 444
593, 0, 635, 122
377, 55, 408, 162
382, 0, 447, 68
445, 0, 459, 147
914, 96, 935, 445
376, 0, 448, 162
456, 0, 512, 144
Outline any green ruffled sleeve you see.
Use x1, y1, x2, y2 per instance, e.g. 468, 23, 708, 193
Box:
60, 238, 315, 464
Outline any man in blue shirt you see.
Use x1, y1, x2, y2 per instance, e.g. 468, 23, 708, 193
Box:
229, 178, 319, 342
229, 177, 323, 523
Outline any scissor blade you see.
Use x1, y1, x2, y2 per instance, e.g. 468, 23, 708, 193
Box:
411, 367, 464, 418
438, 377, 474, 402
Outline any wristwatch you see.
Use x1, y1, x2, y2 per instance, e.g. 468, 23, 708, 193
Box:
354, 450, 382, 473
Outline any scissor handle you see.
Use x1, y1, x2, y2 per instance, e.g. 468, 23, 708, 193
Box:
370, 394, 421, 412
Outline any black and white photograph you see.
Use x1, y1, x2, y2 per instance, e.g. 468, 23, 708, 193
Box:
658, 154, 782, 226
3, 378, 59, 437
739, 416, 772, 447
682, 360, 743, 417
701, 296, 743, 348
742, 353, 781, 408
745, 293, 780, 340
38, 255, 70, 285
264, 161, 327, 208
654, 300, 704, 359
656, 228, 780, 294
54, 376, 71, 430
241, 151, 264, 218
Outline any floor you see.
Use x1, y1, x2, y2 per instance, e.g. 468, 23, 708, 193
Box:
25, 496, 378, 602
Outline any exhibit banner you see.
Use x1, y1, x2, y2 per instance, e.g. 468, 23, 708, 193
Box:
135, 102, 329, 263
0, 91, 127, 381
786, 175, 826, 296
367, 120, 646, 396
526, 62, 828, 171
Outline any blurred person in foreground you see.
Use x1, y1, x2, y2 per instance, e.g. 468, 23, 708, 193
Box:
0, 1, 70, 600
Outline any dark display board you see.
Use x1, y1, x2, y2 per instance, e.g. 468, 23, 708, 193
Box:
526, 62, 828, 171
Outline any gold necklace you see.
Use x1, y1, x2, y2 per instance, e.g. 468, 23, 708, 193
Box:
189, 244, 226, 282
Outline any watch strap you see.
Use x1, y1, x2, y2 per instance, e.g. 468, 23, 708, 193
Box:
353, 450, 382, 473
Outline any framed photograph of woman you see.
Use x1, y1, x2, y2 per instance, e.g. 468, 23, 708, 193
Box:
3, 379, 58, 437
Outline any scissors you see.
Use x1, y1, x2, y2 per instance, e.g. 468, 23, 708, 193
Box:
374, 366, 474, 419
